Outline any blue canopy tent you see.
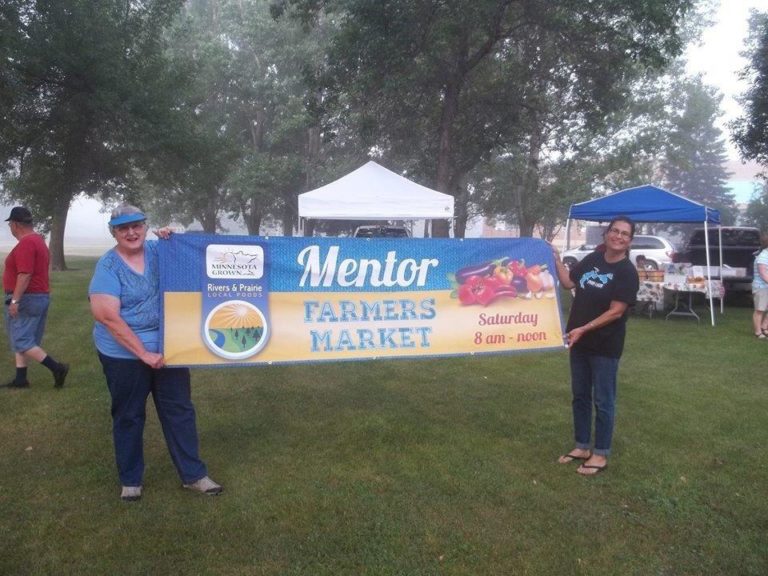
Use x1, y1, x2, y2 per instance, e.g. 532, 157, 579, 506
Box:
566, 185, 722, 326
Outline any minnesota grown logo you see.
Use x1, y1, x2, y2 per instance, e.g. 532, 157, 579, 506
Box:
206, 244, 264, 279
203, 243, 270, 360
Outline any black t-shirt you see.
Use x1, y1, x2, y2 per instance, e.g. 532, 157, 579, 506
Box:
567, 250, 639, 358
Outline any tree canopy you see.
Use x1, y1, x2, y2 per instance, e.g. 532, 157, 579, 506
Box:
0, 0, 185, 269
732, 10, 768, 168
279, 0, 697, 236
0, 0, 747, 257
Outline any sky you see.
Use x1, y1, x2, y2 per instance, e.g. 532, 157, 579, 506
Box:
4, 1, 767, 246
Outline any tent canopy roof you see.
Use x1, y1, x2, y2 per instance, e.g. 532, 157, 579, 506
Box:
568, 185, 720, 225
298, 161, 454, 220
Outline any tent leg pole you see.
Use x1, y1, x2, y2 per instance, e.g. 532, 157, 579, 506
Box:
704, 222, 715, 327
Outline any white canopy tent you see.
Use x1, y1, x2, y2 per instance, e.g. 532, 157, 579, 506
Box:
297, 161, 454, 235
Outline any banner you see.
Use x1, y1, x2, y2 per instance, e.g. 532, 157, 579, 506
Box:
160, 235, 565, 366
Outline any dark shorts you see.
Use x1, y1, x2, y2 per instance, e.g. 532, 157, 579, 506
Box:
4, 293, 50, 353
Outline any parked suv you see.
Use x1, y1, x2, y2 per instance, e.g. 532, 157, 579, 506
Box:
562, 235, 676, 270
677, 226, 761, 288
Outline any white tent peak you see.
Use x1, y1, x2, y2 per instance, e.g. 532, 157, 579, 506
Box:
298, 160, 454, 220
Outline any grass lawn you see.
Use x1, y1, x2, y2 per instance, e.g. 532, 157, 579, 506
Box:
0, 256, 766, 575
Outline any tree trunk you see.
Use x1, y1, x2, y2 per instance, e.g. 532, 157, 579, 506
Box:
516, 120, 544, 237
281, 201, 295, 236
453, 182, 469, 238
245, 197, 262, 235
198, 193, 218, 233
305, 125, 321, 191
48, 193, 73, 271
433, 80, 462, 238
200, 215, 217, 234
49, 109, 88, 270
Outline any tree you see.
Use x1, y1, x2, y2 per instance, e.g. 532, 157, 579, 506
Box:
143, 0, 331, 236
277, 0, 696, 237
468, 4, 716, 239
732, 9, 768, 233
732, 10, 768, 168
470, 65, 681, 237
138, 0, 242, 233
224, 0, 328, 236
0, 0, 185, 269
743, 182, 768, 230
663, 76, 736, 228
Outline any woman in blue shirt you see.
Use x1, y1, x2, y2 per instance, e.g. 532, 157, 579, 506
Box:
752, 234, 768, 338
89, 204, 222, 501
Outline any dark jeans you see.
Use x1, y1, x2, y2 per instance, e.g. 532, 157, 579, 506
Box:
98, 352, 208, 486
569, 349, 620, 457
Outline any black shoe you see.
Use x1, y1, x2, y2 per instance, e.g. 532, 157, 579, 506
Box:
53, 363, 69, 388
3, 379, 30, 389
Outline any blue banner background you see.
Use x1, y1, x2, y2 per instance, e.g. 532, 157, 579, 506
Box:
161, 235, 556, 293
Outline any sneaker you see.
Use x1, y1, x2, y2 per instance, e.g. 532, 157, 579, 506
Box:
120, 486, 142, 502
53, 363, 69, 388
183, 476, 223, 495
3, 379, 30, 389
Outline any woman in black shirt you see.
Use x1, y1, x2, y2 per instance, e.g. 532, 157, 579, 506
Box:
553, 216, 639, 475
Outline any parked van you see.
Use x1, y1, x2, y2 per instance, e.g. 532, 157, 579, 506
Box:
561, 234, 676, 270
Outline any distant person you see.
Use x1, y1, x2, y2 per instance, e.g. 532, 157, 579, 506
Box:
752, 233, 768, 338
635, 254, 652, 270
88, 204, 222, 501
2, 206, 69, 389
552, 216, 639, 476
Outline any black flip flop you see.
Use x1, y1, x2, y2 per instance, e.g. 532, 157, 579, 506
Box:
577, 464, 608, 476
559, 452, 590, 464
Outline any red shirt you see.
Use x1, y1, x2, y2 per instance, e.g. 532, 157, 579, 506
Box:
3, 233, 50, 293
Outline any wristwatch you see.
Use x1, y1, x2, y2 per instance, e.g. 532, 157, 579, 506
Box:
10, 299, 19, 305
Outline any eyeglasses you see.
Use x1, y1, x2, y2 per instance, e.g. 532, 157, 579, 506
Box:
114, 222, 146, 234
607, 227, 632, 239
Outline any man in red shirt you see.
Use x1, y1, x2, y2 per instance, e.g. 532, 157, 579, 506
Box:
3, 207, 68, 389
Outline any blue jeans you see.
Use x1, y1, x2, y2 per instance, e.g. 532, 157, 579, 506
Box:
4, 293, 49, 352
98, 353, 208, 486
569, 349, 620, 456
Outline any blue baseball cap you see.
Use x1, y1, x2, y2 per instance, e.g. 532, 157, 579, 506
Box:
108, 212, 146, 227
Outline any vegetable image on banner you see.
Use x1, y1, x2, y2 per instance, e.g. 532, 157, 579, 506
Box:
159, 235, 566, 367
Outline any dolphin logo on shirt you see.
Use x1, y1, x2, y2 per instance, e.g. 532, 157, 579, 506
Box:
579, 267, 613, 289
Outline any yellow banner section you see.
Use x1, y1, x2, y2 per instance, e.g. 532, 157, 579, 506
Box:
164, 290, 565, 365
